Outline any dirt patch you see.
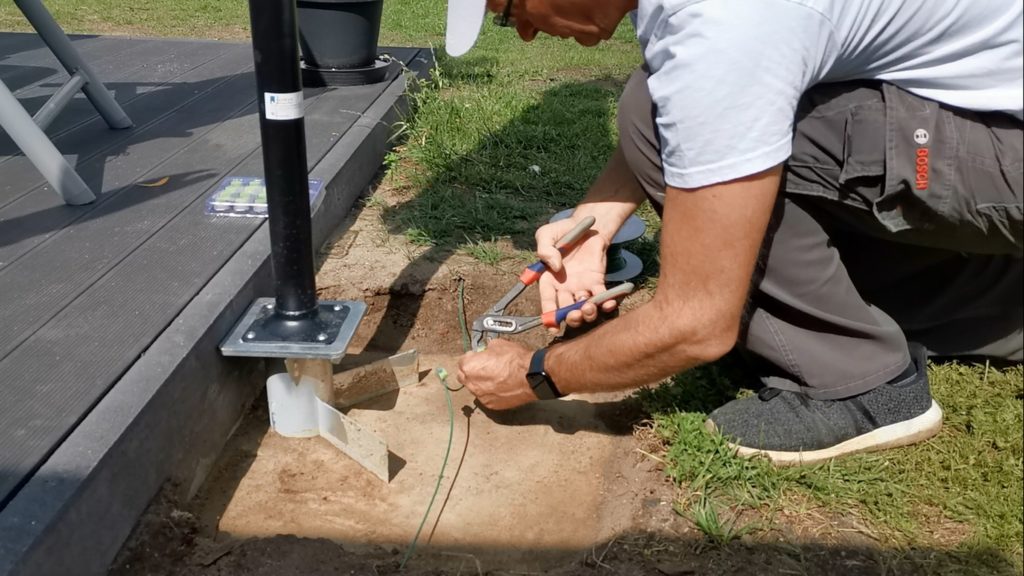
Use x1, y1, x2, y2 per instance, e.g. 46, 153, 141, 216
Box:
110, 194, 668, 574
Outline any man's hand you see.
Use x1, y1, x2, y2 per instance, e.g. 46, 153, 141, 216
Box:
536, 219, 616, 331
457, 339, 537, 410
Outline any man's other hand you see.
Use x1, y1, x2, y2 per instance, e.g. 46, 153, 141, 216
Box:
536, 219, 614, 332
457, 339, 536, 410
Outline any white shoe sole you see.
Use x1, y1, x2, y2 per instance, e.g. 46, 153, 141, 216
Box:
706, 400, 944, 467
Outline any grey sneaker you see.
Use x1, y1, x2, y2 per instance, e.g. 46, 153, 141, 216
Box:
705, 344, 943, 466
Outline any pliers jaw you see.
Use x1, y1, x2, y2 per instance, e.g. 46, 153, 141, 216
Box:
470, 328, 486, 352
469, 317, 491, 351
470, 314, 541, 351
466, 216, 603, 353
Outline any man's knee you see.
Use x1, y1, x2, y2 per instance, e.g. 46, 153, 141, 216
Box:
617, 67, 666, 203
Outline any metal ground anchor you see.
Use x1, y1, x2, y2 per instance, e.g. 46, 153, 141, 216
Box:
262, 350, 420, 483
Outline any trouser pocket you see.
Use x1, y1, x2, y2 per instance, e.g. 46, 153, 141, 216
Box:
785, 82, 887, 207
877, 83, 1023, 255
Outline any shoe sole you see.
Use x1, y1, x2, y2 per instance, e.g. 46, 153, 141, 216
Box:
707, 400, 944, 467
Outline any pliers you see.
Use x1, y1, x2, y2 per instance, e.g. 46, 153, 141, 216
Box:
471, 283, 634, 350
470, 215, 634, 350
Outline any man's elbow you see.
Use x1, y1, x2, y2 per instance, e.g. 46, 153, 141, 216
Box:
686, 320, 738, 365
654, 297, 740, 365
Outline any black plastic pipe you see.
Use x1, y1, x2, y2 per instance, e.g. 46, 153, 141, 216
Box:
248, 0, 318, 319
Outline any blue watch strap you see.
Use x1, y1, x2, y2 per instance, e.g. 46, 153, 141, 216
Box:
527, 348, 563, 400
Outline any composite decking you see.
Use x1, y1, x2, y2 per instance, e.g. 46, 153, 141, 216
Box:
0, 32, 429, 575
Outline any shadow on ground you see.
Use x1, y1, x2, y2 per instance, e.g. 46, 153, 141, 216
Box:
108, 502, 1022, 576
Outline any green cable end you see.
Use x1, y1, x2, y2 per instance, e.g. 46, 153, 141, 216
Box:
435, 367, 449, 381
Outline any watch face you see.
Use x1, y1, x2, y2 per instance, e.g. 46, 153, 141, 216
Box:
527, 372, 548, 390
527, 371, 559, 400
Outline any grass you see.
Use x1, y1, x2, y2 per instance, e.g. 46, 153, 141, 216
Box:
0, 0, 250, 38
4, 2, 1020, 573
685, 492, 760, 547
639, 360, 1024, 574
370, 1, 647, 268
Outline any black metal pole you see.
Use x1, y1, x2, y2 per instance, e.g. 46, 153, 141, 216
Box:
248, 0, 318, 320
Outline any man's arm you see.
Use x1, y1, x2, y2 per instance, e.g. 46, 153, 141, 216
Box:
548, 166, 781, 392
457, 166, 780, 409
564, 144, 648, 243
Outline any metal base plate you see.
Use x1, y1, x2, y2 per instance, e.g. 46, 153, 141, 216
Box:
220, 298, 367, 361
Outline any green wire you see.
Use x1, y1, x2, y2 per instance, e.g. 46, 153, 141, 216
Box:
399, 279, 471, 570
399, 369, 456, 570
457, 278, 471, 353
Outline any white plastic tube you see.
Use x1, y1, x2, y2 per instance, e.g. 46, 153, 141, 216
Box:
266, 372, 323, 437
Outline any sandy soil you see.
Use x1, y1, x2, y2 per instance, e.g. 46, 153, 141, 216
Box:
109, 196, 684, 575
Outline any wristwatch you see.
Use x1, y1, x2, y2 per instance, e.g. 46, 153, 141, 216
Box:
527, 348, 564, 400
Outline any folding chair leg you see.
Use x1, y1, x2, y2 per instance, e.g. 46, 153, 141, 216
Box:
0, 78, 96, 205
14, 0, 133, 130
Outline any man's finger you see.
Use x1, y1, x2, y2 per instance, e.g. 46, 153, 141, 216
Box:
539, 276, 558, 314
581, 301, 599, 323
455, 357, 472, 388
557, 288, 575, 310
535, 228, 564, 273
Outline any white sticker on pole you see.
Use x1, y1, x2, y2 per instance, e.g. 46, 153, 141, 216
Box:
263, 91, 304, 120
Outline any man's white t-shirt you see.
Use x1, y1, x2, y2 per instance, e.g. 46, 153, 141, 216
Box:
633, 0, 1023, 189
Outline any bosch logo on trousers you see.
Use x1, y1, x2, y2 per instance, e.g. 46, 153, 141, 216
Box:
914, 129, 931, 191
915, 147, 930, 190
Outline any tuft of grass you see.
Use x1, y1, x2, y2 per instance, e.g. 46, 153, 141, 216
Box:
685, 493, 759, 547
403, 227, 435, 247
639, 360, 1024, 573
460, 239, 505, 266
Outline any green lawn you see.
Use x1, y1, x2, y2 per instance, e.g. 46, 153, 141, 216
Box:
0, 0, 250, 37
639, 360, 1023, 575
4, 1, 1020, 573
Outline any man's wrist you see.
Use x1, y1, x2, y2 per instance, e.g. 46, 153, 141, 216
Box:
571, 206, 631, 245
526, 348, 564, 400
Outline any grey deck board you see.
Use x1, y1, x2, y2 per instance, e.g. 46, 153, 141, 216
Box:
0, 35, 138, 94
0, 73, 349, 360
0, 30, 43, 53
0, 33, 403, 508
0, 32, 101, 55
0, 52, 258, 269
1, 36, 142, 95
0, 44, 252, 219
1, 39, 232, 148
0, 43, 253, 208
0, 73, 264, 359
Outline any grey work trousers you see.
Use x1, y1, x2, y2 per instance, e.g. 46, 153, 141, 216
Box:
617, 68, 1023, 400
